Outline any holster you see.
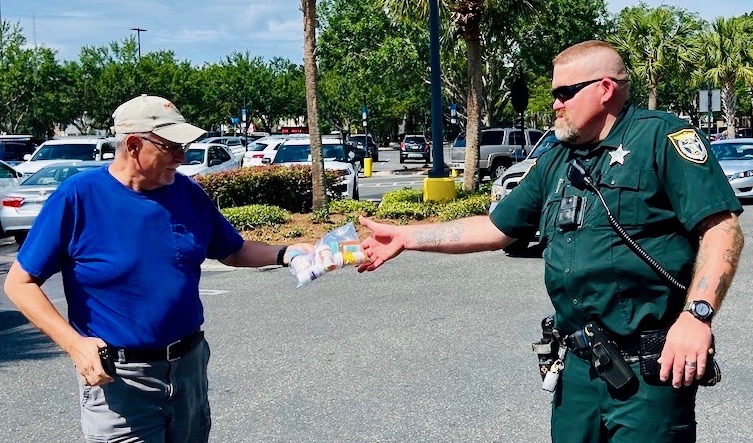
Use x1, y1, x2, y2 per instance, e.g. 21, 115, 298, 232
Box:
585, 322, 636, 391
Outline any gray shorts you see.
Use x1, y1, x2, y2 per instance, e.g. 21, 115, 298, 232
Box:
77, 339, 211, 443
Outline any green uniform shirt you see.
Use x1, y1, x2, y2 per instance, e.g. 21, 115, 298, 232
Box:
491, 104, 742, 336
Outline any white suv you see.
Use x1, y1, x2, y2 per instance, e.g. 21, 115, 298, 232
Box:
15, 137, 116, 176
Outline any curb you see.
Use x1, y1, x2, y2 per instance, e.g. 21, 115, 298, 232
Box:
370, 168, 428, 177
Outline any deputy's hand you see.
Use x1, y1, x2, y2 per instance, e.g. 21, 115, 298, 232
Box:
357, 216, 406, 272
658, 313, 712, 388
67, 336, 114, 386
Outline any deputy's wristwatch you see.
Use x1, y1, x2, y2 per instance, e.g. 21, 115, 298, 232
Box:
684, 300, 715, 322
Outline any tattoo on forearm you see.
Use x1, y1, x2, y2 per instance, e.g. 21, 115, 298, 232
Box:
693, 245, 709, 274
413, 222, 464, 246
695, 276, 709, 292
715, 272, 732, 303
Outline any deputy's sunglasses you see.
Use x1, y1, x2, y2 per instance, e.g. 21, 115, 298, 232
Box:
551, 77, 629, 102
139, 136, 188, 154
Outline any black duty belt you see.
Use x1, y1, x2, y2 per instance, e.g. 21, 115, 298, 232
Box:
562, 328, 669, 364
106, 330, 205, 363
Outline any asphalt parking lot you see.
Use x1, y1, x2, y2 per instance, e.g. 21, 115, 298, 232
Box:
1, 208, 752, 442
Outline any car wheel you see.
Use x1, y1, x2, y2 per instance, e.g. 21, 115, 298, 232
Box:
14, 232, 27, 246
490, 160, 509, 181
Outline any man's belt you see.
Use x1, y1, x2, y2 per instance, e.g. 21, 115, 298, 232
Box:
106, 330, 205, 363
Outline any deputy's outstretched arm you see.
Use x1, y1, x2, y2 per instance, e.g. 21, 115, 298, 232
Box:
358, 215, 513, 272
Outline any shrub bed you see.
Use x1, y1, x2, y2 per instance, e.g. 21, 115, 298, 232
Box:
220, 204, 291, 231
195, 165, 340, 213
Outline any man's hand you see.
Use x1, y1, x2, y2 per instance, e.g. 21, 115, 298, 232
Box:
283, 243, 314, 265
357, 216, 407, 272
67, 336, 114, 386
658, 312, 713, 388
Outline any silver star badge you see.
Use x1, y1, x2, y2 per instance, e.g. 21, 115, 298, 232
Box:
609, 144, 630, 165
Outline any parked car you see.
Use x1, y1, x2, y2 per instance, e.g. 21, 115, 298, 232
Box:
247, 131, 271, 142
0, 135, 38, 165
15, 137, 116, 176
348, 134, 379, 162
489, 129, 558, 213
488, 129, 558, 256
450, 127, 544, 180
710, 138, 753, 200
271, 136, 359, 200
242, 135, 299, 167
177, 143, 240, 177
399, 134, 430, 163
0, 161, 109, 245
201, 136, 247, 161
0, 160, 24, 198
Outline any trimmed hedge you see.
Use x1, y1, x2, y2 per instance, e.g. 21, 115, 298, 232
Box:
195, 165, 340, 213
328, 199, 378, 216
376, 185, 490, 221
220, 204, 291, 231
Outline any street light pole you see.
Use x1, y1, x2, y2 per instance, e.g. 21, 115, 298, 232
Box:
130, 27, 147, 59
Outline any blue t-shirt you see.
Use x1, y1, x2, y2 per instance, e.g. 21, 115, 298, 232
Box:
17, 166, 244, 349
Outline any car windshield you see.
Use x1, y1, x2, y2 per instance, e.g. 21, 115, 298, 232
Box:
182, 148, 206, 165
453, 133, 466, 148
711, 143, 753, 160
405, 136, 425, 144
349, 135, 372, 144
31, 143, 97, 161
23, 164, 98, 186
529, 131, 559, 159
274, 144, 350, 163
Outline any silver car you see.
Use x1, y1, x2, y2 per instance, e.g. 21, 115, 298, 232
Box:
0, 161, 109, 245
489, 129, 558, 213
710, 138, 753, 199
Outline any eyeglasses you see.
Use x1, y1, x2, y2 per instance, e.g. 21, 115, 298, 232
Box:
551, 77, 630, 102
139, 136, 187, 154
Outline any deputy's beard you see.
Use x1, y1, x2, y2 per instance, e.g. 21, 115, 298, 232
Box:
554, 114, 578, 143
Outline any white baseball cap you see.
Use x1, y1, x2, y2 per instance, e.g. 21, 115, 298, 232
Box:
111, 94, 206, 144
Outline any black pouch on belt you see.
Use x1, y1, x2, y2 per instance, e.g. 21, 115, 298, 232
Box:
637, 328, 667, 377
638, 329, 721, 386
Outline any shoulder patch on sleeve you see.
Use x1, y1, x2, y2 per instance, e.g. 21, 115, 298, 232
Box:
667, 129, 708, 164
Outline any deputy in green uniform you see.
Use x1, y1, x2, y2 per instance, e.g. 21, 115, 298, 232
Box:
356, 40, 744, 442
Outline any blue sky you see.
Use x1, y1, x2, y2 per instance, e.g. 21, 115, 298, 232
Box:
1, 0, 750, 65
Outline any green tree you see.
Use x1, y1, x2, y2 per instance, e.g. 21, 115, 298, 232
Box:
608, 5, 702, 110
0, 20, 64, 137
699, 16, 753, 138
382, 0, 540, 191
318, 0, 428, 142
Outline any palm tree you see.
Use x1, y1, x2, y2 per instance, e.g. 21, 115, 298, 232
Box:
699, 16, 753, 139
608, 5, 701, 110
382, 0, 533, 191
301, 0, 327, 211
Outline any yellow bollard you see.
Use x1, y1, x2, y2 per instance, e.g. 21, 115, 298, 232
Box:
450, 168, 458, 178
364, 158, 373, 177
423, 177, 456, 202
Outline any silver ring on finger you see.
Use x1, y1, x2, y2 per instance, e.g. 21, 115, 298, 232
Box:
685, 361, 697, 369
